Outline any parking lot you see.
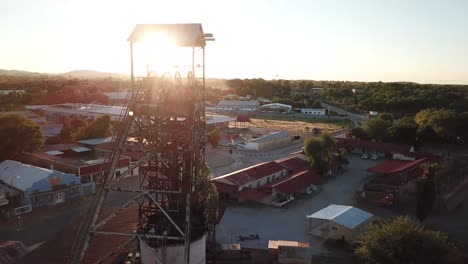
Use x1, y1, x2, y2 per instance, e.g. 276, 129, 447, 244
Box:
215, 154, 385, 254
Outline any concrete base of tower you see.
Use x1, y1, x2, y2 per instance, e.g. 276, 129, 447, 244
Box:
139, 234, 207, 264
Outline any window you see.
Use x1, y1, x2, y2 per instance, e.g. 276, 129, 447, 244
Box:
256, 181, 260, 188
332, 226, 338, 230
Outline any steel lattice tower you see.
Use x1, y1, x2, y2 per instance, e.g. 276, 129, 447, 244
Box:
70, 24, 214, 264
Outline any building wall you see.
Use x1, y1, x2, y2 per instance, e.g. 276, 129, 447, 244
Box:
326, 222, 355, 242
238, 193, 272, 205
140, 234, 206, 264
244, 142, 259, 150
257, 136, 291, 151
29, 184, 82, 208
301, 109, 326, 115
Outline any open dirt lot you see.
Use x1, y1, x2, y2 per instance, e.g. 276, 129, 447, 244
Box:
244, 118, 345, 134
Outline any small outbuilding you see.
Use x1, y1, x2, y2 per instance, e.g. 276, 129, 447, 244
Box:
306, 204, 376, 243
268, 240, 312, 264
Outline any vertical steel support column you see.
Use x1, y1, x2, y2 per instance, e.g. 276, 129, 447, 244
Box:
203, 47, 205, 88
130, 41, 135, 89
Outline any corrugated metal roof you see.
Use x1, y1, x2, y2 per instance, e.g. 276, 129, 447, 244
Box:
263, 170, 320, 194
44, 150, 64, 156
217, 100, 260, 108
366, 158, 426, 174
306, 204, 374, 229
71, 146, 92, 153
213, 161, 286, 186
0, 160, 80, 193
206, 115, 236, 125
128, 24, 206, 47
249, 131, 289, 143
78, 137, 112, 146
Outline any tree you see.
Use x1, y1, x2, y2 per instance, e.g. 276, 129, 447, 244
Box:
0, 114, 43, 160
78, 115, 112, 140
415, 108, 436, 128
207, 128, 222, 147
350, 126, 368, 139
311, 100, 322, 108
58, 119, 74, 143
389, 118, 418, 144
304, 133, 335, 173
378, 113, 394, 123
69, 115, 88, 130
355, 217, 456, 264
364, 118, 392, 141
416, 163, 439, 223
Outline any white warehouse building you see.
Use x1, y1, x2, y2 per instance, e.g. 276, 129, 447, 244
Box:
300, 108, 326, 115
259, 103, 292, 113
216, 100, 260, 111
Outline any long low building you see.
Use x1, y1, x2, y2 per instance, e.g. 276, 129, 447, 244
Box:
205, 114, 237, 130
213, 155, 320, 207
334, 137, 414, 156
245, 131, 291, 151
259, 103, 292, 113
300, 108, 326, 115
21, 143, 131, 183
215, 100, 260, 111
0, 160, 89, 210
26, 103, 127, 122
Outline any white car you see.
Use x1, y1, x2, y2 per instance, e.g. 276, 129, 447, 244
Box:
361, 153, 369, 160
371, 153, 378, 160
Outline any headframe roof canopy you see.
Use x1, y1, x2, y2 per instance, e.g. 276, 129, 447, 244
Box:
128, 23, 207, 47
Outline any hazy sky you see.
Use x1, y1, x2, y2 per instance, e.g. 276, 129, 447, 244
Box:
1, 0, 468, 84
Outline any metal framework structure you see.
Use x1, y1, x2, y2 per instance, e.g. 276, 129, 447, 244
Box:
69, 24, 215, 264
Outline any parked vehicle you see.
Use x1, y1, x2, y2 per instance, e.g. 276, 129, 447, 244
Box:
371, 153, 378, 160
125, 252, 140, 264
361, 153, 369, 159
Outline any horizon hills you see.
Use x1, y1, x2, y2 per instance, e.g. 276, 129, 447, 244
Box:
0, 68, 467, 87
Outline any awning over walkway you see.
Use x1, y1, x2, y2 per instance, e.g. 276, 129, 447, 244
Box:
366, 158, 426, 175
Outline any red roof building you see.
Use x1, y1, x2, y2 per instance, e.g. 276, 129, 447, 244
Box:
334, 138, 413, 155
366, 158, 426, 175
21, 142, 131, 183
213, 156, 321, 206
214, 161, 287, 187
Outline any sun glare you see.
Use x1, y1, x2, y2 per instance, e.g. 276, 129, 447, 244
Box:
141, 33, 178, 75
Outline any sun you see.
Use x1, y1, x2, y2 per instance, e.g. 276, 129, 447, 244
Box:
139, 33, 179, 76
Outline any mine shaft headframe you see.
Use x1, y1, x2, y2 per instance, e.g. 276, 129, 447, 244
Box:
128, 23, 214, 82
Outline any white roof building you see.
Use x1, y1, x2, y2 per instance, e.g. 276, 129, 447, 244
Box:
26, 103, 127, 121
301, 108, 326, 115
306, 204, 376, 243
216, 100, 259, 111
205, 114, 236, 125
102, 92, 133, 100
259, 103, 292, 112
0, 160, 80, 194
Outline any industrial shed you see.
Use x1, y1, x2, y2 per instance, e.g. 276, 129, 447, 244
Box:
306, 204, 376, 243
